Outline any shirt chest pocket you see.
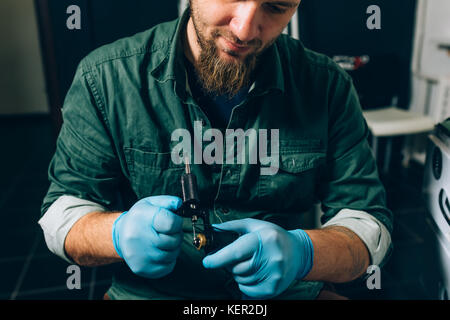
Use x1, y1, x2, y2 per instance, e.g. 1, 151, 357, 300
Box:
124, 147, 184, 199
258, 144, 326, 212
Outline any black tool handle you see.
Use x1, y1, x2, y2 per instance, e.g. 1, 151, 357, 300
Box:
204, 228, 240, 255
181, 172, 199, 204
175, 171, 202, 218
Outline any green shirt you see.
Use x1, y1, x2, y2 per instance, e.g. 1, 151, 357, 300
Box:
41, 9, 393, 299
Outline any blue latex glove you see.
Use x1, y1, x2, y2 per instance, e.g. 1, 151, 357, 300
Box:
112, 195, 183, 279
202, 218, 314, 299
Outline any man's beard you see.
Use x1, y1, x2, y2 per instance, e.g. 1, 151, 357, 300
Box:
189, 8, 263, 97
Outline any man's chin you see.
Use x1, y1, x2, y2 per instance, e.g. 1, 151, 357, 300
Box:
218, 49, 254, 65
220, 50, 242, 62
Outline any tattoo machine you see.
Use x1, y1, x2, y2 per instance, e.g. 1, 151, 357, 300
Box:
175, 157, 239, 255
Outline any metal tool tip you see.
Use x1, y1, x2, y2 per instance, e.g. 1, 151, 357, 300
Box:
184, 155, 191, 174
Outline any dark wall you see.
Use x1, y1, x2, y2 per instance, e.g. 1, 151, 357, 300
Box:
35, 0, 179, 132
298, 0, 418, 110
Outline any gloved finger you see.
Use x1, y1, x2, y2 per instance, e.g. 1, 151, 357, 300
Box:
150, 230, 183, 251
136, 261, 176, 279
148, 246, 181, 264
203, 232, 259, 269
231, 258, 257, 276
233, 273, 260, 286
142, 195, 183, 211
152, 207, 184, 234
212, 218, 271, 234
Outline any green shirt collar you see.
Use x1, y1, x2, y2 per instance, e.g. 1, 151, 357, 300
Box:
249, 41, 285, 96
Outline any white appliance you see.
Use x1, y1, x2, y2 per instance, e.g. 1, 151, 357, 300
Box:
423, 119, 450, 299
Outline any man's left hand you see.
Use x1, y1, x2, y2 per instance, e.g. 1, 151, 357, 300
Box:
202, 218, 314, 299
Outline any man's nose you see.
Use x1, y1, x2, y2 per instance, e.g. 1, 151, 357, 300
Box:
229, 3, 262, 43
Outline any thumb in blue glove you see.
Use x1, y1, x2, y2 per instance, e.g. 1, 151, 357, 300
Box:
112, 195, 183, 279
202, 218, 314, 299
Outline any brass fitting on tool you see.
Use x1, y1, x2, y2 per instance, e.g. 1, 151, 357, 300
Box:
193, 233, 207, 250
175, 156, 239, 254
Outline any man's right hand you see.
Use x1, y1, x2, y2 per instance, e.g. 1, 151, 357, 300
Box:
112, 195, 184, 279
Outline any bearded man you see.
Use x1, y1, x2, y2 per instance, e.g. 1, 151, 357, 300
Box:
39, 0, 393, 300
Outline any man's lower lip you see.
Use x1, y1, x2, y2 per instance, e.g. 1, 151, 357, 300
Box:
222, 38, 251, 53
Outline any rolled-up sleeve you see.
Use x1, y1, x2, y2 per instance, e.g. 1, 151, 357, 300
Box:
322, 209, 391, 266
39, 62, 122, 261
38, 195, 107, 262
318, 72, 394, 267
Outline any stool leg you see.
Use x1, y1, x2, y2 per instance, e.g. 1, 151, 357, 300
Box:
383, 138, 392, 174
402, 135, 412, 168
372, 135, 378, 160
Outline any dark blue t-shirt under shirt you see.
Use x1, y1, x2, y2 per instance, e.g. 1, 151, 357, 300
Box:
184, 57, 249, 130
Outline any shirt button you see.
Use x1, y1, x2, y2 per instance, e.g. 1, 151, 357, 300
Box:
221, 207, 230, 215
